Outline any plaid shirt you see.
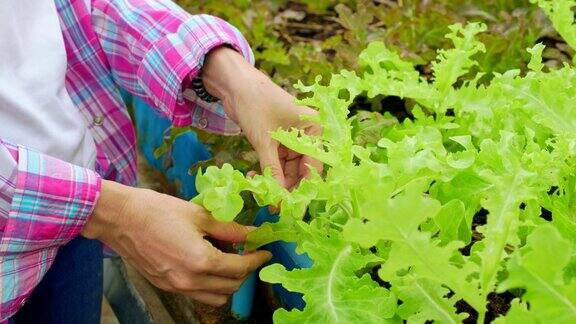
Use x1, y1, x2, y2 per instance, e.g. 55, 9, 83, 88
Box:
0, 0, 252, 320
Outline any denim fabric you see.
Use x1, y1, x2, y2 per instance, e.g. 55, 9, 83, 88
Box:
104, 258, 152, 324
11, 236, 103, 324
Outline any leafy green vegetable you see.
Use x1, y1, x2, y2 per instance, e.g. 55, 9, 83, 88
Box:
192, 164, 248, 222
432, 22, 487, 101
260, 226, 397, 323
394, 277, 468, 323
169, 0, 557, 177
191, 1, 576, 323
531, 0, 576, 60
496, 225, 576, 323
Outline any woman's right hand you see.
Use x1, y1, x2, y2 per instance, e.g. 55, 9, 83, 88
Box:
82, 180, 271, 307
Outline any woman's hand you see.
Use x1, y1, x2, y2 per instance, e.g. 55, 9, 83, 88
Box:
82, 180, 271, 307
202, 47, 323, 189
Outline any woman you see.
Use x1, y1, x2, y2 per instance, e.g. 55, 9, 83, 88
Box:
0, 0, 320, 322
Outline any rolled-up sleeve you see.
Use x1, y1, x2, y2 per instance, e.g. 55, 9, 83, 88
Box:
0, 139, 101, 320
92, 0, 254, 134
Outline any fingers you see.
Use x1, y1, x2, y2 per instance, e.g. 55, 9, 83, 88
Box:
194, 276, 245, 294
255, 140, 285, 187
194, 211, 252, 243
300, 117, 324, 177
208, 249, 272, 279
150, 277, 230, 307
191, 213, 271, 279
302, 154, 324, 177
282, 157, 299, 190
280, 153, 322, 190
173, 274, 245, 294
182, 233, 271, 279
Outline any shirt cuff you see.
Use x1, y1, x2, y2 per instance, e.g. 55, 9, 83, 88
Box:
0, 146, 101, 320
0, 146, 101, 254
137, 14, 254, 132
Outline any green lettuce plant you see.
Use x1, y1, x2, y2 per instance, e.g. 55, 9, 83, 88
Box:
173, 0, 558, 179
192, 1, 576, 322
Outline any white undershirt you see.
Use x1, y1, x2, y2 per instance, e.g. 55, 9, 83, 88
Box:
0, 0, 97, 169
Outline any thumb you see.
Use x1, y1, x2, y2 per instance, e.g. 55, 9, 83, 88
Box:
200, 215, 254, 243
256, 141, 285, 187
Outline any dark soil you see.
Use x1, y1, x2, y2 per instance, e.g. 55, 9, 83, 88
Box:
459, 292, 515, 323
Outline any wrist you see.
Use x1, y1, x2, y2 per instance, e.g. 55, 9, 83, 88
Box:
202, 47, 268, 118
202, 47, 247, 99
81, 180, 133, 241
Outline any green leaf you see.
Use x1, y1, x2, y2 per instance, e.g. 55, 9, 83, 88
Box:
343, 181, 441, 248
531, 0, 576, 55
260, 227, 397, 323
548, 177, 576, 244
292, 75, 356, 166
495, 66, 576, 136
343, 182, 483, 310
430, 169, 490, 224
359, 44, 437, 104
432, 23, 487, 103
394, 277, 469, 323
527, 43, 546, 72
493, 299, 536, 324
246, 168, 287, 207
498, 225, 576, 322
245, 218, 299, 251
272, 128, 339, 166
474, 133, 558, 305
192, 164, 248, 222
433, 199, 470, 244
359, 41, 415, 73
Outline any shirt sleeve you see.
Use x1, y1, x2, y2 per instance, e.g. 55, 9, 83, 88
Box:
0, 139, 101, 320
91, 0, 255, 134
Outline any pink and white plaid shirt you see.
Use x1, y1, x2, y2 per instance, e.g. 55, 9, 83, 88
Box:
0, 0, 253, 320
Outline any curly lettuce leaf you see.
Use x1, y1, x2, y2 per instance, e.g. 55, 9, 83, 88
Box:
531, 0, 576, 55
260, 227, 397, 323
343, 181, 483, 311
192, 164, 248, 222
497, 225, 576, 322
432, 23, 487, 99
394, 277, 469, 323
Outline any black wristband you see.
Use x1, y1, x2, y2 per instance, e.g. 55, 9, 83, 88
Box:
191, 77, 219, 103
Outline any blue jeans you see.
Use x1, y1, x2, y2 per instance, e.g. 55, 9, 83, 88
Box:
11, 236, 103, 324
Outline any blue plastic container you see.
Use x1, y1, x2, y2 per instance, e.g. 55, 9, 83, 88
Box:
129, 94, 210, 199
253, 209, 313, 311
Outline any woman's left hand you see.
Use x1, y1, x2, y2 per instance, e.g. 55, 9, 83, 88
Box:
202, 47, 323, 189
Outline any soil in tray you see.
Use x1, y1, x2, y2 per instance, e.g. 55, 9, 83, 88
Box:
154, 280, 276, 324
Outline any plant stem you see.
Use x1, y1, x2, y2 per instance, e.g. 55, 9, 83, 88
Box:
351, 189, 360, 219
478, 311, 485, 324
